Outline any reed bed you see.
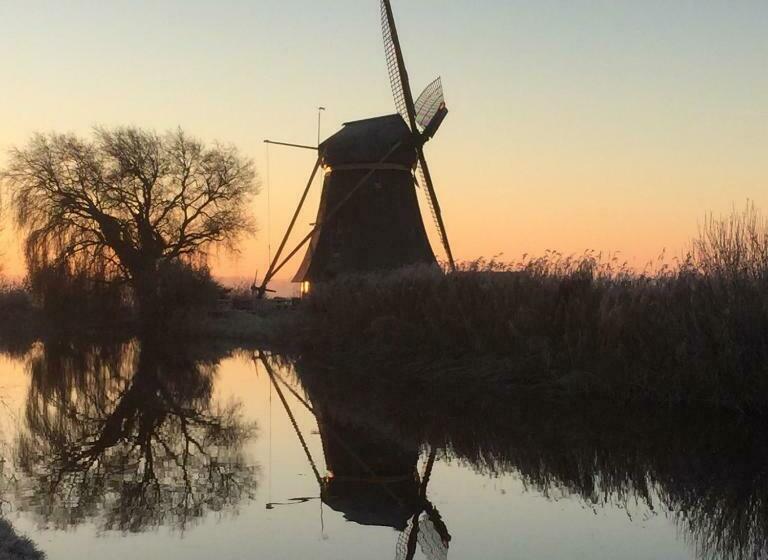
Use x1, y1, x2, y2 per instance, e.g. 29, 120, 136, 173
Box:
296, 204, 768, 412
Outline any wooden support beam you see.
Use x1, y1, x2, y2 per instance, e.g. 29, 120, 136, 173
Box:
258, 158, 322, 296
264, 139, 318, 151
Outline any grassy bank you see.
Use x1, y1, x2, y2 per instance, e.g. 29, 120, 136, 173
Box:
294, 205, 768, 413
0, 278, 284, 355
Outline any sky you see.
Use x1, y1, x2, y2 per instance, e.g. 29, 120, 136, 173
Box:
1, 0, 767, 289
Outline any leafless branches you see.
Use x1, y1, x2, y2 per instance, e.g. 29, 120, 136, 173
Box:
1, 127, 259, 311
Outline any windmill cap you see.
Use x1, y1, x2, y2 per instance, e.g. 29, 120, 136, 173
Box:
320, 114, 417, 167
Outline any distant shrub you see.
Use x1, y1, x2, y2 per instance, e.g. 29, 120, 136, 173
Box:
0, 279, 38, 356
155, 261, 223, 317
0, 281, 32, 316
229, 284, 257, 311
26, 262, 128, 321
18, 258, 223, 330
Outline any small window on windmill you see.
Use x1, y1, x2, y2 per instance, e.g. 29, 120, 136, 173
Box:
300, 281, 312, 297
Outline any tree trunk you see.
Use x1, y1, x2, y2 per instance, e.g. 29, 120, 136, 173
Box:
133, 267, 161, 334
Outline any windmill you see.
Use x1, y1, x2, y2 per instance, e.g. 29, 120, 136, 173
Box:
257, 0, 455, 297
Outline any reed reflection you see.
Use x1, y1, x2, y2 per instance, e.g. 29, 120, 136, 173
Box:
290, 356, 768, 560
14, 338, 258, 533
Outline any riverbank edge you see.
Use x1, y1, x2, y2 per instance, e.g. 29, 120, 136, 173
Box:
4, 302, 768, 417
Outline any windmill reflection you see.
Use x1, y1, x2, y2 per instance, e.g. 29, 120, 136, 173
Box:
278, 351, 768, 560
258, 354, 450, 560
14, 338, 257, 532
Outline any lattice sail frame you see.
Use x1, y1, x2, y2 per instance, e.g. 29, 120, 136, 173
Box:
414, 77, 447, 248
395, 512, 450, 560
416, 162, 446, 245
381, 0, 409, 123
381, 0, 453, 269
415, 78, 445, 130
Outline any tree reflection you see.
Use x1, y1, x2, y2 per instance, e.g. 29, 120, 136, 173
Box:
14, 338, 257, 533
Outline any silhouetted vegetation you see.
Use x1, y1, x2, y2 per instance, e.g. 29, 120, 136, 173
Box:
0, 280, 31, 318
0, 279, 40, 357
0, 519, 44, 560
295, 203, 768, 412
1, 127, 258, 329
26, 261, 129, 321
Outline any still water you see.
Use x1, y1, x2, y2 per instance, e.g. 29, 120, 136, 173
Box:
0, 339, 764, 559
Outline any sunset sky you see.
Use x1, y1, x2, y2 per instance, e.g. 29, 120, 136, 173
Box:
1, 0, 767, 290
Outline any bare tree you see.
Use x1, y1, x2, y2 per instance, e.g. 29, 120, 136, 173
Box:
1, 127, 258, 323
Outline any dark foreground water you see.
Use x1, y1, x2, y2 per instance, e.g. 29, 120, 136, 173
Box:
0, 340, 765, 559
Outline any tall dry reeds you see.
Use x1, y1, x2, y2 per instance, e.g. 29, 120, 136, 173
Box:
693, 200, 768, 279
295, 203, 768, 412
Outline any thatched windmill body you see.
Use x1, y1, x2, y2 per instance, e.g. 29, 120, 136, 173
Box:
258, 0, 455, 297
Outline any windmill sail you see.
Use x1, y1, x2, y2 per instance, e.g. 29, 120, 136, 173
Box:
381, 0, 410, 123
395, 512, 450, 560
415, 162, 446, 247
415, 78, 445, 130
380, 0, 456, 271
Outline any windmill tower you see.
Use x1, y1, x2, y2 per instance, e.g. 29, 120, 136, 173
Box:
258, 0, 455, 297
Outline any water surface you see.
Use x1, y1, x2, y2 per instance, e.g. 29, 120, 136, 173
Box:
0, 340, 764, 559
